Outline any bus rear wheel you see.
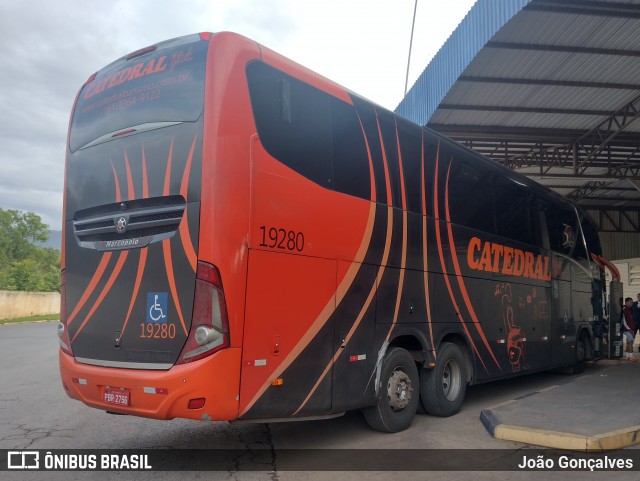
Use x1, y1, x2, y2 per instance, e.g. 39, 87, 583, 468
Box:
420, 342, 467, 417
363, 347, 419, 432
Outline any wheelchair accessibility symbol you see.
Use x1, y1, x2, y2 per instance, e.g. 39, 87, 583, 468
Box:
147, 292, 168, 323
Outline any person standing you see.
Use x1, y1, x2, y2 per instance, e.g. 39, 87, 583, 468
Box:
622, 297, 637, 361
634, 294, 640, 345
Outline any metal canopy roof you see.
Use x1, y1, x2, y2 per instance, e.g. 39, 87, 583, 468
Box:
396, 0, 640, 229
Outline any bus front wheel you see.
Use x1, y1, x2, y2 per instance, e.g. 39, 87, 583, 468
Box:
420, 342, 467, 417
363, 347, 419, 432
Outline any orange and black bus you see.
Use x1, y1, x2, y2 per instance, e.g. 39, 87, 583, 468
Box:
60, 32, 607, 432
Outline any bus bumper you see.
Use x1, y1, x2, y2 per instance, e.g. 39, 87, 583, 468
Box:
59, 348, 241, 421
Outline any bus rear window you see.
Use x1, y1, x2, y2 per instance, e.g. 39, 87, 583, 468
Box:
70, 35, 208, 151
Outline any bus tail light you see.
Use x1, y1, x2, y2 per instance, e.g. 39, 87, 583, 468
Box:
177, 262, 230, 364
58, 270, 73, 356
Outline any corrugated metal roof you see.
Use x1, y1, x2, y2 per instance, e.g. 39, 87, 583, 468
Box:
395, 0, 532, 124
395, 0, 640, 217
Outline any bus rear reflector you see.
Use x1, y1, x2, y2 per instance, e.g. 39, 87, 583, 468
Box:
188, 398, 206, 410
176, 262, 230, 364
58, 270, 73, 356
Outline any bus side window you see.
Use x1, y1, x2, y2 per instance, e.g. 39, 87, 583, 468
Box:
580, 213, 602, 257
493, 177, 534, 246
447, 158, 496, 235
330, 98, 370, 200
246, 61, 333, 189
546, 204, 585, 259
537, 200, 551, 251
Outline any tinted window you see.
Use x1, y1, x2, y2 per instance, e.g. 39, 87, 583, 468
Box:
247, 61, 332, 189
447, 157, 496, 234
247, 61, 370, 198
580, 213, 602, 256
70, 35, 208, 151
331, 98, 370, 199
546, 203, 584, 257
494, 177, 535, 245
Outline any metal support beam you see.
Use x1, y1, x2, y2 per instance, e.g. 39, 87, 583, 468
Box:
628, 178, 640, 193
486, 41, 640, 58
458, 75, 640, 91
586, 207, 640, 232
452, 94, 640, 173
526, 0, 640, 19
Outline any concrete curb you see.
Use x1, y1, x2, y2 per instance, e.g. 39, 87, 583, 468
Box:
481, 406, 640, 452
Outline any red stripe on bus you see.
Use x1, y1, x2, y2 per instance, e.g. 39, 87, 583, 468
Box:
163, 139, 174, 196
383, 124, 408, 343
356, 113, 376, 203
160, 142, 188, 337
118, 247, 148, 343
141, 144, 149, 198
293, 205, 393, 416
72, 251, 129, 343
444, 161, 501, 370
110, 161, 122, 202
294, 120, 399, 416
180, 136, 196, 199
67, 253, 113, 326
421, 133, 435, 355
433, 147, 487, 373
124, 149, 135, 200
375, 113, 393, 206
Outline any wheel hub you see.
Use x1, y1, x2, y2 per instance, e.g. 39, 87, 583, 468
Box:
387, 369, 412, 411
442, 359, 461, 402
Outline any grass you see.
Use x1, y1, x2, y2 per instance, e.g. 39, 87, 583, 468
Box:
0, 313, 60, 325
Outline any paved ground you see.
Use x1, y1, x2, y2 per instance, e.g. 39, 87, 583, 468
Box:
481, 360, 640, 451
1, 321, 638, 480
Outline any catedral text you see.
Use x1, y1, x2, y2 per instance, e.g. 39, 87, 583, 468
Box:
467, 237, 551, 281
83, 56, 167, 100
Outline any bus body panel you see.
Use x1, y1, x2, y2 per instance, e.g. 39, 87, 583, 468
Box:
199, 33, 261, 350
60, 347, 241, 420
65, 115, 202, 366
60, 31, 604, 426
238, 107, 375, 418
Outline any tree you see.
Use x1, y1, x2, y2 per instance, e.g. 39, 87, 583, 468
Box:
0, 209, 60, 292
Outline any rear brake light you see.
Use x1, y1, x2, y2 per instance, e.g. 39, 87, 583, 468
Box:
199, 32, 212, 41
176, 262, 229, 364
112, 129, 137, 138
58, 270, 73, 356
126, 45, 157, 60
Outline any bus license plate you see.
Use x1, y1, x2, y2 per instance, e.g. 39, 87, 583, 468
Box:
103, 387, 130, 407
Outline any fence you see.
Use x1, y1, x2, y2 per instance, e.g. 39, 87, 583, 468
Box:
0, 290, 60, 319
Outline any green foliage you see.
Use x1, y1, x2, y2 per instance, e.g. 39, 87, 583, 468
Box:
0, 313, 60, 324
0, 209, 60, 292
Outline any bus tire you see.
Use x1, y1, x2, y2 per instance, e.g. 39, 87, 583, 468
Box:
420, 342, 467, 417
362, 347, 419, 433
571, 331, 590, 374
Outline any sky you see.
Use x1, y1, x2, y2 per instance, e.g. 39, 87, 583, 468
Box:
0, 0, 476, 231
